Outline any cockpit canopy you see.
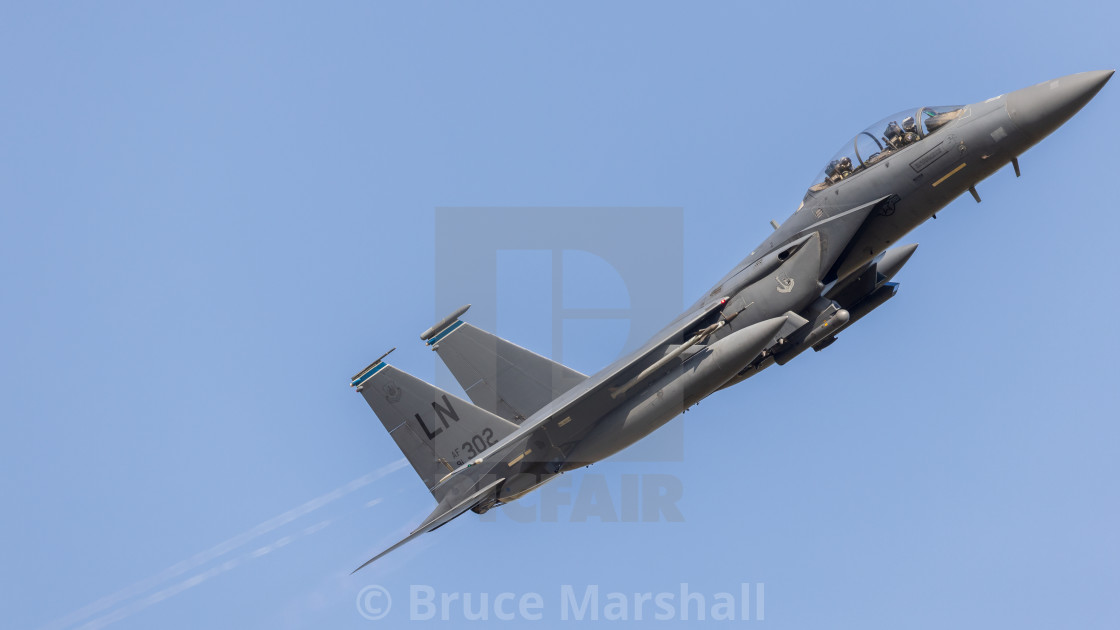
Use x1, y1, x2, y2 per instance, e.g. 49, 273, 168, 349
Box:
807, 105, 965, 194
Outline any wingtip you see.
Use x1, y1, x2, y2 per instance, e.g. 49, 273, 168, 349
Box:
351, 553, 381, 575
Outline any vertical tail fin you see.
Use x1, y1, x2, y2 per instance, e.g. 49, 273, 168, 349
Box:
422, 306, 587, 423
351, 354, 519, 499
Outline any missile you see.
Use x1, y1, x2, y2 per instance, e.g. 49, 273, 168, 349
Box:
773, 307, 849, 365
813, 282, 900, 353
610, 317, 736, 399
808, 244, 916, 352
563, 315, 787, 466
420, 304, 471, 341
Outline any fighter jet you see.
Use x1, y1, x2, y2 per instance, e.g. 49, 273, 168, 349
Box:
349, 70, 1113, 572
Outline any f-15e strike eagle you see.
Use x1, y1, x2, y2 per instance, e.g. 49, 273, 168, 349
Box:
349, 70, 1113, 572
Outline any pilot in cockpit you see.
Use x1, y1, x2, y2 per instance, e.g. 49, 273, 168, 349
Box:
825, 156, 853, 183
885, 118, 921, 149
884, 121, 904, 148
901, 116, 920, 144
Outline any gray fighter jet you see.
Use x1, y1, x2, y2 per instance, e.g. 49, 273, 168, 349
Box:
349, 70, 1112, 572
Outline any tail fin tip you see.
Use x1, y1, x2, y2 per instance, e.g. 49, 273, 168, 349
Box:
351, 347, 396, 388
420, 304, 472, 342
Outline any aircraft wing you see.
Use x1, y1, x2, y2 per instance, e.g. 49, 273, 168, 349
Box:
496, 233, 831, 457
351, 476, 505, 573
351, 297, 730, 568
474, 293, 732, 461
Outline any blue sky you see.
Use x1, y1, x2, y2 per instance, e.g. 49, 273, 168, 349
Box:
2, 2, 1117, 628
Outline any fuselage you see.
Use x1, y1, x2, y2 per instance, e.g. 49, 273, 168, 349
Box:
460, 71, 1113, 511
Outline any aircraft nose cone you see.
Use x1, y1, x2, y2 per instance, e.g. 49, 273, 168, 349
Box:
1005, 70, 1113, 143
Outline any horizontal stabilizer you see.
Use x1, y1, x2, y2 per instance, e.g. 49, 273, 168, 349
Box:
351, 477, 504, 573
